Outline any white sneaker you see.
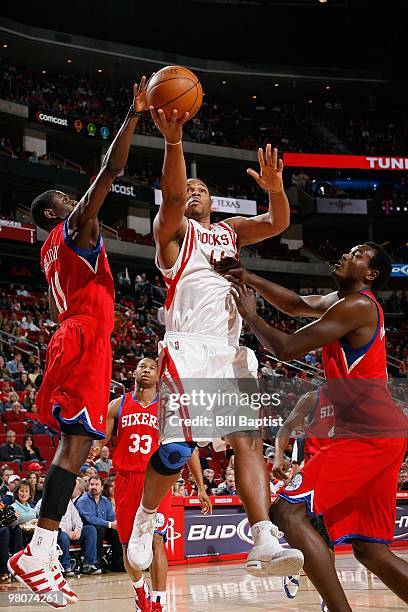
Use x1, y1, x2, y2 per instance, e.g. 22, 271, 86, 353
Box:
127, 506, 156, 570
8, 545, 67, 609
320, 596, 329, 611
50, 546, 78, 604
283, 573, 300, 599
245, 525, 304, 577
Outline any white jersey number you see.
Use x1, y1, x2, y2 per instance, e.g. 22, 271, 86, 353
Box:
128, 433, 153, 455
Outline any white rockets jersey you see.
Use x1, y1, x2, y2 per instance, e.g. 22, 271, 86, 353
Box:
156, 218, 242, 346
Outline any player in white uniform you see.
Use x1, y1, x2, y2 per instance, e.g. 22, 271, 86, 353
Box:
128, 107, 304, 577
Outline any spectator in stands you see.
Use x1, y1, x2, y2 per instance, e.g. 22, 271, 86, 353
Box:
33, 474, 45, 505
55, 500, 83, 576
94, 446, 112, 475
0, 526, 11, 582
203, 468, 218, 495
84, 466, 98, 478
22, 389, 37, 411
0, 430, 24, 464
216, 471, 237, 496
398, 467, 408, 491
172, 480, 186, 497
2, 391, 20, 412
184, 472, 198, 496
10, 479, 37, 551
5, 353, 22, 376
0, 467, 14, 496
11, 401, 27, 419
16, 285, 30, 298
27, 366, 42, 387
21, 315, 40, 333
0, 356, 11, 380
102, 477, 115, 511
22, 434, 43, 462
76, 475, 123, 572
14, 372, 30, 392
1, 474, 20, 505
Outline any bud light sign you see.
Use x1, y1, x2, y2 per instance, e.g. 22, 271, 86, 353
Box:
184, 506, 286, 558
391, 264, 408, 278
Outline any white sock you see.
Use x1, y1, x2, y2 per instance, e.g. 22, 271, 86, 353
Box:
251, 520, 273, 544
29, 527, 58, 559
132, 576, 145, 590
152, 591, 167, 604
140, 504, 158, 515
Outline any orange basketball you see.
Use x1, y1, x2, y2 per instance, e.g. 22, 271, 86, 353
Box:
146, 65, 203, 121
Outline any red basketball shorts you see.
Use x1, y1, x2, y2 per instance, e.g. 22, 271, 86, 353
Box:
114, 471, 172, 545
279, 437, 407, 545
37, 315, 112, 439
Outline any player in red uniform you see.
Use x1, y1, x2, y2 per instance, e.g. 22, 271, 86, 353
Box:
8, 78, 149, 608
95, 358, 212, 612
221, 243, 408, 610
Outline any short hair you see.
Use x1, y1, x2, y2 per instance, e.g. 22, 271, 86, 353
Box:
30, 190, 57, 230
365, 242, 392, 291
14, 479, 33, 503
89, 475, 103, 485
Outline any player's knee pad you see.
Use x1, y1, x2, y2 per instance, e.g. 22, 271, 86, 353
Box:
150, 442, 193, 475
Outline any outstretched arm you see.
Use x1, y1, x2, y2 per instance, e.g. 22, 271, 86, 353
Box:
273, 391, 317, 480
231, 285, 373, 361
224, 146, 290, 247
152, 108, 190, 269
217, 264, 339, 318
67, 78, 148, 250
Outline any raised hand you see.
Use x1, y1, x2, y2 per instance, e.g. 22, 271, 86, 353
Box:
132, 76, 149, 113
150, 107, 190, 144
247, 144, 284, 193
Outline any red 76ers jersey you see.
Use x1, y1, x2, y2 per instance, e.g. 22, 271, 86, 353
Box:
40, 220, 114, 334
112, 392, 159, 473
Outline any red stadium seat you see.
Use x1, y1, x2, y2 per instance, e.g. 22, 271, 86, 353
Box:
39, 447, 56, 462
0, 422, 5, 434
3, 412, 26, 425
97, 471, 108, 479
32, 434, 54, 447
6, 422, 27, 435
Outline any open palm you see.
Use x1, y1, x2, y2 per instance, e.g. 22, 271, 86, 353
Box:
247, 144, 284, 193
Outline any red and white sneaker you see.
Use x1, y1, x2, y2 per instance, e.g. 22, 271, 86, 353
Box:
50, 547, 78, 605
134, 580, 151, 612
8, 545, 67, 609
151, 602, 167, 612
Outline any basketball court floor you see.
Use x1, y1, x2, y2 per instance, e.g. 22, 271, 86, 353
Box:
1, 550, 407, 610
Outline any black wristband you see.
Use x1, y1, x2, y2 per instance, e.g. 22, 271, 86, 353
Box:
128, 106, 143, 119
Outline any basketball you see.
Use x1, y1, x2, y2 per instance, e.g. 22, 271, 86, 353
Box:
146, 65, 203, 121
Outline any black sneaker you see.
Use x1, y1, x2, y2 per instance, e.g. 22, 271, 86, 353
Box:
82, 563, 102, 575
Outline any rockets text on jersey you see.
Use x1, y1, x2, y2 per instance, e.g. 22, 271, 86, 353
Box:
40, 220, 114, 334
112, 392, 160, 473
156, 218, 242, 345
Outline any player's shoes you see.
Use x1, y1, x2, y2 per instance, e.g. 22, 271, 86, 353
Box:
50, 547, 78, 604
127, 506, 156, 570
134, 580, 151, 612
151, 602, 167, 612
282, 573, 300, 599
320, 596, 329, 611
8, 545, 68, 609
245, 525, 304, 577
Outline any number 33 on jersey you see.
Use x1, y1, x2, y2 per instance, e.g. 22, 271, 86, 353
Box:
112, 392, 159, 472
